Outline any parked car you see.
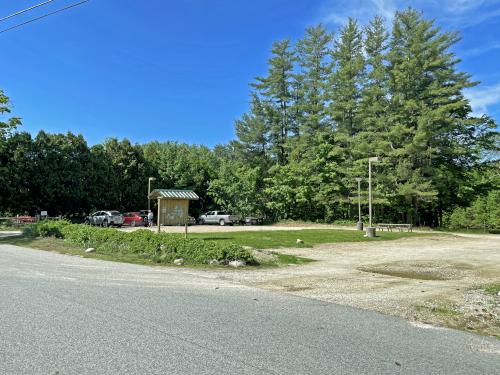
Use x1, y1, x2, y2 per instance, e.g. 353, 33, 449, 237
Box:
84, 211, 124, 227
123, 212, 146, 227
198, 211, 239, 226
243, 216, 263, 225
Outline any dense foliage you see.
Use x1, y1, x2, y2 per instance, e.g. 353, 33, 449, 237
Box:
26, 221, 254, 264
1, 9, 498, 227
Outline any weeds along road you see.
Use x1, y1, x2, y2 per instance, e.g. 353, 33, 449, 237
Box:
0, 244, 498, 375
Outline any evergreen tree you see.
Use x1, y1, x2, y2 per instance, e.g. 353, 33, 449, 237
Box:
234, 94, 270, 168
328, 18, 365, 136
252, 40, 296, 165
295, 24, 333, 136
386, 8, 496, 225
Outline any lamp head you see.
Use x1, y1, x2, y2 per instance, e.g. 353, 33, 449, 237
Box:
368, 156, 381, 162
355, 177, 362, 182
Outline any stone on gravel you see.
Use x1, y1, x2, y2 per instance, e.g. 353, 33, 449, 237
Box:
228, 260, 246, 268
296, 239, 304, 244
85, 248, 95, 253
174, 258, 184, 266
209, 259, 220, 265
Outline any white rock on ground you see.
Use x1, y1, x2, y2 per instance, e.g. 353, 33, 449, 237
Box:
228, 260, 246, 268
173, 258, 184, 266
85, 248, 95, 253
209, 259, 220, 265
296, 239, 304, 244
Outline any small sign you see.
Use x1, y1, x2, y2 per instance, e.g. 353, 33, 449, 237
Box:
40, 211, 48, 217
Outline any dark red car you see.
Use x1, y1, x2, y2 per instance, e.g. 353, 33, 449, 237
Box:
123, 212, 146, 227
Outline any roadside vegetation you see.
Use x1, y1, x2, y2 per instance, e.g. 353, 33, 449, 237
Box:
20, 221, 256, 266
2, 221, 320, 267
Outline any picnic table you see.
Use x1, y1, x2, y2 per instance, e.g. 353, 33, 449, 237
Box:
376, 223, 413, 232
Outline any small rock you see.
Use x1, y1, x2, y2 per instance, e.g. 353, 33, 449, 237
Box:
173, 258, 184, 266
497, 291, 500, 296
85, 248, 95, 253
296, 239, 304, 244
209, 259, 220, 265
228, 260, 246, 268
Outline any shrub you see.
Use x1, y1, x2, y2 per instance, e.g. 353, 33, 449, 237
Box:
23, 220, 71, 238
34, 222, 255, 265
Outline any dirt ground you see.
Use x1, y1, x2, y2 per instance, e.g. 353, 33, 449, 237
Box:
190, 233, 500, 337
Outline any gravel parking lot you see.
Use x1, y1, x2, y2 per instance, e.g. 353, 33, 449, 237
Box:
189, 233, 500, 337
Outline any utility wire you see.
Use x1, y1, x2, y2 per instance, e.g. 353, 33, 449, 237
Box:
0, 0, 89, 34
0, 1, 55, 23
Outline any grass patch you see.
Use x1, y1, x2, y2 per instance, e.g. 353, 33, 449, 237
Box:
274, 253, 315, 265
191, 229, 423, 249
414, 303, 461, 317
479, 282, 500, 295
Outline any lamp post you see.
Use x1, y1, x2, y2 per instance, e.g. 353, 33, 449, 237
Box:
355, 177, 363, 230
147, 177, 156, 212
366, 157, 380, 237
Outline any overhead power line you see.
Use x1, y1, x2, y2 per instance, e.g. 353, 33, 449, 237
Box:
0, 0, 56, 23
0, 0, 89, 34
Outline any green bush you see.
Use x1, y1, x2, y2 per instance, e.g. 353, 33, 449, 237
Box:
23, 220, 71, 238
33, 222, 255, 265
445, 190, 500, 232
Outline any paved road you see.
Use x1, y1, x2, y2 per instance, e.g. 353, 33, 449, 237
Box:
0, 244, 498, 375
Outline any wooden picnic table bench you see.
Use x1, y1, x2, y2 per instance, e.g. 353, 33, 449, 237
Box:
376, 223, 413, 232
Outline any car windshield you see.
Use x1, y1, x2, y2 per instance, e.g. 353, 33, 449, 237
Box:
109, 211, 121, 215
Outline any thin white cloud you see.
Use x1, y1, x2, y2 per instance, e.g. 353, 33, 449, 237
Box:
319, 0, 500, 28
465, 82, 500, 114
461, 42, 500, 57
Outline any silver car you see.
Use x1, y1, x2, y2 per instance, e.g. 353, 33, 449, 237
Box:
198, 211, 240, 226
85, 211, 124, 227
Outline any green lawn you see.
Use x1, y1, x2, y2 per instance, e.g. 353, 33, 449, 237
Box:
190, 229, 425, 249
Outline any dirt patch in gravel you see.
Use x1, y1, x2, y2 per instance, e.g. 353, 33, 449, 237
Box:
358, 260, 475, 281
190, 233, 500, 338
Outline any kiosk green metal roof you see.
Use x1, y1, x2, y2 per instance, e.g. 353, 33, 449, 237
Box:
148, 189, 199, 200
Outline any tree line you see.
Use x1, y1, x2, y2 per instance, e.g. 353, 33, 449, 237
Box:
1, 9, 498, 226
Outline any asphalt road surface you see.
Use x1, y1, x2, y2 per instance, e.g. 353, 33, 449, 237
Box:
1, 244, 498, 375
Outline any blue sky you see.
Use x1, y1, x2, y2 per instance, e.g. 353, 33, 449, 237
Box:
1, 0, 499, 146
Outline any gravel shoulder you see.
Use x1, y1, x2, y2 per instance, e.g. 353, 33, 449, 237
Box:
189, 233, 500, 337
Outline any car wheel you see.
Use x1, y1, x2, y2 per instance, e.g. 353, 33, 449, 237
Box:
219, 219, 225, 226
199, 219, 205, 225
102, 220, 108, 228
131, 220, 136, 227
116, 224, 122, 228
